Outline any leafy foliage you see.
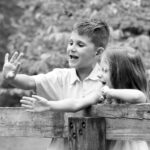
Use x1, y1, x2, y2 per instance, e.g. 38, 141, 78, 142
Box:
0, 0, 150, 106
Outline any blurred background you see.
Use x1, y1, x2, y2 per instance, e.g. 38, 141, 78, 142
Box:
0, 0, 150, 149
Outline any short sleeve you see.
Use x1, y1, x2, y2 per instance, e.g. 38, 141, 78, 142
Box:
32, 68, 63, 100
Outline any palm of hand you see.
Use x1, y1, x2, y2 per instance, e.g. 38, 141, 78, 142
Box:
3, 62, 18, 79
3, 52, 23, 79
32, 95, 50, 112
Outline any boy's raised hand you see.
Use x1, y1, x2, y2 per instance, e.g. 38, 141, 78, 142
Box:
20, 95, 50, 112
3, 52, 23, 80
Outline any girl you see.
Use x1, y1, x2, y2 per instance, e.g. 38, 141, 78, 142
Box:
21, 46, 149, 150
99, 46, 148, 105
98, 46, 149, 150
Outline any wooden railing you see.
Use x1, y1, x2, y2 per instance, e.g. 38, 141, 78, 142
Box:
0, 104, 150, 150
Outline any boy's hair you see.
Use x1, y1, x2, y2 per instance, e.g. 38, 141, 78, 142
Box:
105, 46, 148, 95
73, 18, 110, 49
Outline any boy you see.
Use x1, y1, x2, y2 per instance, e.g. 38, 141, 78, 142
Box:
2, 18, 110, 150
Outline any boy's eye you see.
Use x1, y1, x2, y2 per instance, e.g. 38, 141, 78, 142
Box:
78, 42, 85, 47
68, 40, 73, 45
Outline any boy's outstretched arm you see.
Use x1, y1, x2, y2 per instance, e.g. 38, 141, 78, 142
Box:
20, 91, 102, 112
2, 52, 36, 91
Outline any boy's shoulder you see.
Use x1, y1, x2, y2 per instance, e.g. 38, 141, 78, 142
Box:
50, 68, 77, 83
53, 67, 74, 72
51, 68, 75, 77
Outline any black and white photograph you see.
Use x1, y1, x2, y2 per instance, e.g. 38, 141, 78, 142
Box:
0, 0, 150, 150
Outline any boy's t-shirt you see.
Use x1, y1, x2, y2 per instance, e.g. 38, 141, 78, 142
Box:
32, 63, 102, 102
32, 63, 103, 150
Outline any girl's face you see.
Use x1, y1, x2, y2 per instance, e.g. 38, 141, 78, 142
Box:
99, 54, 112, 87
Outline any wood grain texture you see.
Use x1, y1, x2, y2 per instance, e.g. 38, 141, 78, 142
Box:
91, 104, 150, 140
92, 103, 150, 119
0, 107, 64, 138
1, 104, 150, 141
69, 117, 106, 150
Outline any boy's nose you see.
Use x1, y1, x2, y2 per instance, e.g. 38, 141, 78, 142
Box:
71, 44, 77, 51
67, 46, 76, 54
70, 47, 77, 53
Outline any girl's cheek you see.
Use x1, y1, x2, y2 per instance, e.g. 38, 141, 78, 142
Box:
106, 78, 111, 87
108, 81, 113, 88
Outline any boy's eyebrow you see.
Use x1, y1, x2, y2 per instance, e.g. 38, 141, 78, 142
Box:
77, 40, 84, 43
69, 38, 85, 43
68, 39, 73, 43
76, 40, 87, 45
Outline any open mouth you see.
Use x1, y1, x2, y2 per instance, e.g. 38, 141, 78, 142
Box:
69, 55, 79, 59
102, 81, 106, 85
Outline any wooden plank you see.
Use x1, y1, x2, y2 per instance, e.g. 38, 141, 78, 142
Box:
0, 107, 64, 138
90, 104, 150, 141
91, 103, 150, 119
106, 118, 150, 141
69, 117, 106, 150
1, 104, 150, 141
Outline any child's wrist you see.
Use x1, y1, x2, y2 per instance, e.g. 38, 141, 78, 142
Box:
4, 72, 16, 82
105, 89, 114, 99
103, 88, 112, 99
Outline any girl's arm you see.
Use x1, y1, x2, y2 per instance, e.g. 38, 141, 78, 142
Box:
20, 91, 101, 112
102, 86, 147, 103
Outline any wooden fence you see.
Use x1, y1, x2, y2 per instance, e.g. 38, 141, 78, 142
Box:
0, 103, 150, 150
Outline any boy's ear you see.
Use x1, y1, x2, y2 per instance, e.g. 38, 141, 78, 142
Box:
96, 47, 104, 56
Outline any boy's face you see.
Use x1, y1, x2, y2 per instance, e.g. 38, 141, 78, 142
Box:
67, 31, 97, 70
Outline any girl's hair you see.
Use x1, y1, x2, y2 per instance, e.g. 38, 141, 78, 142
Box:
105, 46, 148, 95
73, 18, 110, 49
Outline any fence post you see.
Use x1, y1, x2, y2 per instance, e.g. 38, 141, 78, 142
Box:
68, 117, 106, 150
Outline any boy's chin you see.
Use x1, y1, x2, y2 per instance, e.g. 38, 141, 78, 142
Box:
68, 63, 77, 68
69, 65, 78, 69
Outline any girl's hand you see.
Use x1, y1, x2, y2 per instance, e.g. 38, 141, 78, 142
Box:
20, 95, 50, 112
101, 85, 110, 98
100, 85, 112, 103
2, 52, 23, 80
98, 85, 109, 103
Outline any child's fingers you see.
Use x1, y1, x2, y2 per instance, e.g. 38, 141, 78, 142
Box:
21, 104, 33, 109
32, 95, 48, 104
20, 99, 32, 105
15, 62, 21, 73
22, 96, 36, 103
4, 53, 9, 63
32, 95, 43, 102
10, 51, 19, 63
32, 95, 40, 99
14, 52, 24, 64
